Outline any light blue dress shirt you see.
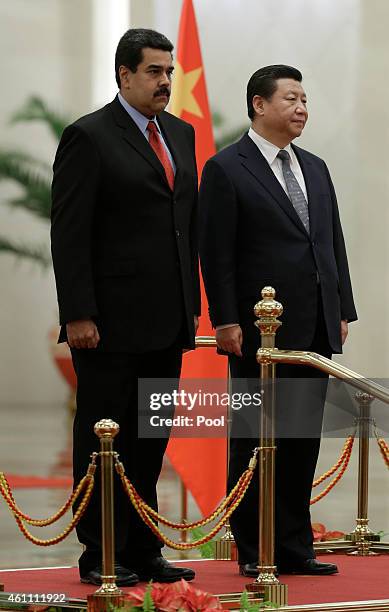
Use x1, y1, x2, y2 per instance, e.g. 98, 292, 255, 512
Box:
118, 92, 176, 173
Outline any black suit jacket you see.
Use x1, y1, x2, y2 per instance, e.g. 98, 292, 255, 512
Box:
199, 133, 357, 355
51, 96, 200, 352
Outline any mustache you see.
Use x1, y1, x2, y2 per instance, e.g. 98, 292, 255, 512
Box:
154, 87, 170, 98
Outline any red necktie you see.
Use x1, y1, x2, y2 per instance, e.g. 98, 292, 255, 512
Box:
147, 121, 175, 191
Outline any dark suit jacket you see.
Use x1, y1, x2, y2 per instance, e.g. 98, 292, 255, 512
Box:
199, 133, 357, 355
51, 96, 200, 353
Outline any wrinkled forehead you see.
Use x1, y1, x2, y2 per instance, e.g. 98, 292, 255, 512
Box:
140, 47, 173, 68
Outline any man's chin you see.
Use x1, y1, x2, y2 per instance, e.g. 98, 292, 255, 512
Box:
153, 100, 169, 114
292, 123, 305, 135
290, 127, 304, 139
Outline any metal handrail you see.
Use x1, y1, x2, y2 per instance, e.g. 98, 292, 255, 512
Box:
195, 335, 389, 405
258, 349, 389, 405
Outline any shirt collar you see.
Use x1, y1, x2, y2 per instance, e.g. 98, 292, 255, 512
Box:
118, 92, 159, 135
248, 127, 293, 165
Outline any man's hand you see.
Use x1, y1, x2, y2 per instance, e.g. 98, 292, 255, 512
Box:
216, 325, 243, 357
341, 320, 348, 345
66, 319, 100, 349
194, 315, 199, 335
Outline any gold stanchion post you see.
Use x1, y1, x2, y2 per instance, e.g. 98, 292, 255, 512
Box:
194, 337, 237, 560
214, 520, 237, 560
241, 309, 389, 556
245, 287, 287, 606
214, 364, 238, 561
87, 419, 125, 612
179, 480, 189, 559
346, 392, 380, 555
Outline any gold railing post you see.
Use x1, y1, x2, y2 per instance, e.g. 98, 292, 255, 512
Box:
214, 364, 238, 560
179, 480, 189, 559
246, 287, 288, 606
194, 336, 237, 560
250, 331, 389, 555
87, 419, 125, 612
346, 392, 380, 555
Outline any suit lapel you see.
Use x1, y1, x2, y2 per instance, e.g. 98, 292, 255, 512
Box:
237, 134, 309, 236
110, 97, 171, 188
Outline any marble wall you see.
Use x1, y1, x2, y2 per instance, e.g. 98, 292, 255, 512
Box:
0, 0, 129, 402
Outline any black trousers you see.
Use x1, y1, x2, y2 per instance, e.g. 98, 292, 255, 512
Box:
71, 341, 182, 576
228, 303, 332, 566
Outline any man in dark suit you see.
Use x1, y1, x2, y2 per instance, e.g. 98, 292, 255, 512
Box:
51, 29, 200, 586
199, 65, 357, 576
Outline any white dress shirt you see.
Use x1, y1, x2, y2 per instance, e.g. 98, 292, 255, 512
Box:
248, 128, 307, 199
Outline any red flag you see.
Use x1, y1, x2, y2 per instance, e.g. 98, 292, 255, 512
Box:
167, 0, 227, 516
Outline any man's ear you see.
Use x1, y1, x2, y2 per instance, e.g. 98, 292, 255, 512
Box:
252, 95, 265, 116
119, 65, 132, 90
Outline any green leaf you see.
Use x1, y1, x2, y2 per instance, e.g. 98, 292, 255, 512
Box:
239, 589, 264, 611
10, 95, 69, 141
0, 236, 51, 268
189, 526, 215, 558
0, 150, 51, 219
240, 590, 251, 611
211, 110, 225, 128
239, 589, 280, 611
215, 125, 248, 151
142, 582, 156, 612
0, 96, 68, 269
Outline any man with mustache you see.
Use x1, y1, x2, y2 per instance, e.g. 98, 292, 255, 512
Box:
199, 65, 357, 576
51, 28, 199, 585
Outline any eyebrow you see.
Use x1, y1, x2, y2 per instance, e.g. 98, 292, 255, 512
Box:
286, 90, 307, 98
147, 64, 174, 71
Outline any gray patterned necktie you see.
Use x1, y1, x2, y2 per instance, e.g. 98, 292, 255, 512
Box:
277, 149, 310, 233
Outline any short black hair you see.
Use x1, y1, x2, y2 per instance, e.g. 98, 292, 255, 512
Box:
246, 64, 303, 120
115, 28, 174, 87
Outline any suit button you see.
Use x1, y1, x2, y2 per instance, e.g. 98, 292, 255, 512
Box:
173, 199, 177, 205
176, 229, 180, 237
311, 240, 316, 246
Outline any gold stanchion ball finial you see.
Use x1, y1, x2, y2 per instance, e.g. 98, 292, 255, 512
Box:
253, 286, 283, 336
355, 392, 374, 405
94, 419, 120, 439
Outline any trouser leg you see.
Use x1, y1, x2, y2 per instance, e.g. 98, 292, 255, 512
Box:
71, 342, 182, 576
227, 303, 332, 565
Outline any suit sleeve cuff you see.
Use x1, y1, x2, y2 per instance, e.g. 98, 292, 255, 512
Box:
216, 323, 239, 330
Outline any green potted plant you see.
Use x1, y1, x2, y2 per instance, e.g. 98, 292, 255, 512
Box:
0, 96, 76, 389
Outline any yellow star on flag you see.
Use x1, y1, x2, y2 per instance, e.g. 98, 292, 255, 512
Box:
169, 62, 203, 118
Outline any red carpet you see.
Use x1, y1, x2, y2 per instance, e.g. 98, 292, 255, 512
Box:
4, 475, 72, 489
1, 556, 389, 605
